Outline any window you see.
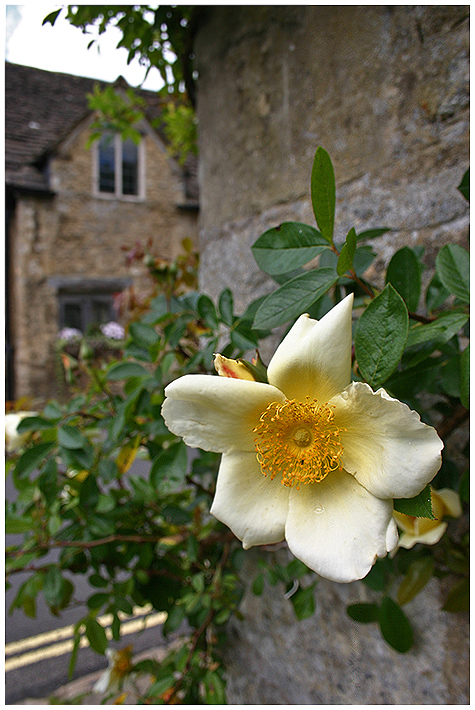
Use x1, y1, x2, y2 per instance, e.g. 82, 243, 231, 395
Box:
50, 278, 132, 334
96, 133, 143, 199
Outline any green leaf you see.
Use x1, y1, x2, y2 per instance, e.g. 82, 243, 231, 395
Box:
457, 167, 469, 202
5, 516, 35, 533
356, 227, 391, 242
311, 147, 335, 243
43, 567, 65, 606
289, 582, 316, 620
406, 311, 469, 348
378, 597, 413, 653
355, 284, 409, 387
197, 294, 219, 329
150, 441, 187, 490
129, 322, 159, 348
393, 483, 435, 520
397, 556, 434, 605
347, 602, 379, 623
16, 416, 56, 433
337, 227, 357, 276
460, 344, 470, 409
204, 670, 227, 705
436, 244, 470, 303
386, 247, 421, 312
252, 573, 265, 596
218, 288, 234, 326
84, 617, 108, 654
15, 442, 54, 478
253, 268, 338, 330
425, 271, 451, 312
87, 592, 109, 610
42, 9, 62, 25
442, 577, 469, 612
57, 425, 87, 450
252, 222, 329, 275
107, 361, 149, 380
163, 604, 185, 636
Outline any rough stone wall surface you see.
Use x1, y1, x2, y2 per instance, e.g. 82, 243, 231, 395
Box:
195, 5, 469, 310
193, 5, 469, 704
11, 123, 198, 403
222, 551, 469, 705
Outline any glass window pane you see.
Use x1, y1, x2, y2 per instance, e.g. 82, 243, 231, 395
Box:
64, 303, 82, 330
99, 135, 116, 193
122, 139, 139, 195
92, 299, 112, 324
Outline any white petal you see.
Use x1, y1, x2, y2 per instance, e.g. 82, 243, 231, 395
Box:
434, 488, 463, 518
331, 382, 443, 500
285, 469, 395, 582
398, 522, 447, 549
210, 450, 290, 548
267, 294, 353, 403
162, 375, 285, 453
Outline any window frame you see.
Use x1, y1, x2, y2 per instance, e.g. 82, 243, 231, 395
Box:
93, 132, 145, 201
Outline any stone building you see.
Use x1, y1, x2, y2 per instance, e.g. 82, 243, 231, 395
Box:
192, 5, 469, 704
5, 62, 198, 403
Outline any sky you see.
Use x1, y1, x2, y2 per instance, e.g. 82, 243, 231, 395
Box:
4, 4, 165, 91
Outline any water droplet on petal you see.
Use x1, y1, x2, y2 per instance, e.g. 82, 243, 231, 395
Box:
341, 390, 349, 401
314, 503, 324, 514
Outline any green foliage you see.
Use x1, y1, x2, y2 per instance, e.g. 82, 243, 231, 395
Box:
7, 147, 469, 701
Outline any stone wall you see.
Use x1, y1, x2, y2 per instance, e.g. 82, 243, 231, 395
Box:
193, 5, 469, 704
10, 119, 198, 403
195, 5, 469, 312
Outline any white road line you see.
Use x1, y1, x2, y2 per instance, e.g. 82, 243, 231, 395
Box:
5, 607, 166, 672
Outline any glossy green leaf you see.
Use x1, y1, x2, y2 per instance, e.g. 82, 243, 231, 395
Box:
84, 617, 108, 654
218, 288, 234, 325
57, 425, 88, 450
442, 577, 469, 612
406, 311, 469, 348
107, 361, 149, 380
311, 147, 335, 243
355, 284, 409, 387
15, 442, 54, 478
393, 483, 435, 520
289, 582, 316, 620
460, 343, 469, 409
252, 573, 265, 596
16, 416, 56, 433
386, 247, 421, 312
43, 567, 65, 606
163, 604, 185, 636
252, 222, 329, 275
397, 556, 434, 606
129, 322, 159, 348
425, 271, 451, 312
457, 167, 469, 202
204, 670, 227, 704
347, 602, 379, 623
337, 227, 357, 276
197, 294, 219, 329
436, 244, 470, 303
253, 268, 338, 330
356, 227, 391, 242
150, 440, 187, 490
378, 597, 413, 653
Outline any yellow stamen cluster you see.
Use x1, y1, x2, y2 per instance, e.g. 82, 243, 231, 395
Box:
253, 398, 344, 488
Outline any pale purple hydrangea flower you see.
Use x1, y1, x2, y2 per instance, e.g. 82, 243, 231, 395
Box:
100, 321, 125, 340
58, 327, 83, 341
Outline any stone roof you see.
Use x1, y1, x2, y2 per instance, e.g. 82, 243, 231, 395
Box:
5, 61, 198, 202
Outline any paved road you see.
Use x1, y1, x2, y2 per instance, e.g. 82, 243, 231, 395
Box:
6, 461, 171, 704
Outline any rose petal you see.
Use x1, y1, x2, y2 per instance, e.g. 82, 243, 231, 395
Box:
285, 469, 396, 582
331, 382, 443, 499
267, 294, 353, 403
162, 375, 285, 453
398, 522, 447, 549
210, 450, 290, 548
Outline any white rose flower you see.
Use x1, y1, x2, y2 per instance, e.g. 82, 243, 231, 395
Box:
5, 411, 37, 454
161, 294, 443, 583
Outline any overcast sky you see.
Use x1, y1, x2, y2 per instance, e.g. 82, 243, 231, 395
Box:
5, 4, 165, 90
